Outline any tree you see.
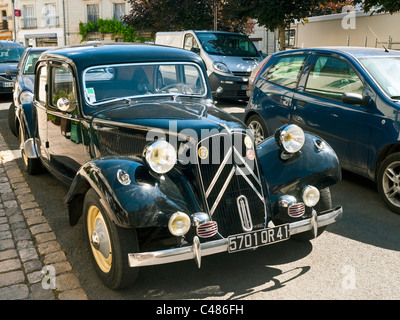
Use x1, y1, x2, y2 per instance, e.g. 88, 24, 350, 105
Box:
352, 0, 400, 13
225, 0, 351, 50
122, 0, 250, 35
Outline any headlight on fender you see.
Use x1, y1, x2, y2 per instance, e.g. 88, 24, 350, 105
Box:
302, 185, 320, 207
275, 124, 305, 154
145, 140, 177, 174
19, 91, 34, 104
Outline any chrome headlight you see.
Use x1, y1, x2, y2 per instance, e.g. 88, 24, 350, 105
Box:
302, 185, 320, 207
275, 124, 305, 153
19, 91, 34, 104
144, 140, 176, 174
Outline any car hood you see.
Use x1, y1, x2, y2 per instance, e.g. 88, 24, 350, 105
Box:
92, 99, 245, 136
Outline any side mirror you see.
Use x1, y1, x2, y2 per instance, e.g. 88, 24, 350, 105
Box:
57, 97, 76, 113
342, 92, 370, 105
6, 69, 18, 77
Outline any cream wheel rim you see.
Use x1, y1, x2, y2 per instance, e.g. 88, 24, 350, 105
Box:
87, 205, 112, 273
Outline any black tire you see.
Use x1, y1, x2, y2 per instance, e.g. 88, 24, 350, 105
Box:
377, 152, 400, 215
8, 103, 17, 137
292, 188, 331, 241
19, 125, 42, 175
83, 188, 139, 290
245, 114, 268, 145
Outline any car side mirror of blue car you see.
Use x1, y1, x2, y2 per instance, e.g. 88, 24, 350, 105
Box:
342, 92, 370, 105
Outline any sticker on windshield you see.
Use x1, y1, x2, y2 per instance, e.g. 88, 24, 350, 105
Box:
86, 88, 96, 103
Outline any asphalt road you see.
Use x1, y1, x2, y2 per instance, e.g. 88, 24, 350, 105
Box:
1, 94, 400, 300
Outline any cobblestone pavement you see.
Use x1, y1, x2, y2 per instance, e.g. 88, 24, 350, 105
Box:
0, 132, 87, 300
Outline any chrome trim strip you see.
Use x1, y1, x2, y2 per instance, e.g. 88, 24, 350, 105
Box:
209, 166, 235, 216
232, 146, 261, 187
237, 195, 253, 232
235, 166, 265, 202
128, 206, 343, 268
205, 147, 232, 198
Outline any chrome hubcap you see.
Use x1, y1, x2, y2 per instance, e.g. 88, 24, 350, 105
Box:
383, 161, 400, 207
248, 120, 264, 145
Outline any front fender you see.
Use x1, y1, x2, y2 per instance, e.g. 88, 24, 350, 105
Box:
20, 102, 36, 139
65, 157, 201, 228
257, 133, 341, 212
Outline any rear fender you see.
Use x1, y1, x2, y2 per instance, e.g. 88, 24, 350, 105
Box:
65, 157, 200, 228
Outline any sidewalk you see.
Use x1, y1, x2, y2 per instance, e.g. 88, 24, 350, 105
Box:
0, 132, 87, 300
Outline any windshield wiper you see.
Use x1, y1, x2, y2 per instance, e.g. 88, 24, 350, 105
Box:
391, 96, 400, 100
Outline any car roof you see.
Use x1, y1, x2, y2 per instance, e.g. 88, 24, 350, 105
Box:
40, 42, 204, 70
284, 46, 400, 58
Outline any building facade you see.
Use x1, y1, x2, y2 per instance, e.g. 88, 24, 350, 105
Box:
1, 0, 129, 47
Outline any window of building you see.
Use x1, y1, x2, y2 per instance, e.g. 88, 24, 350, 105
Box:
43, 4, 58, 27
113, 3, 125, 20
87, 4, 99, 24
284, 29, 296, 48
23, 5, 36, 29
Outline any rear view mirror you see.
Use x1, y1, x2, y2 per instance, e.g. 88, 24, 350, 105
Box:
342, 93, 370, 105
57, 97, 76, 113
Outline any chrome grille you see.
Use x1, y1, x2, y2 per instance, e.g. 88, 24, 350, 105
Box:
196, 132, 267, 236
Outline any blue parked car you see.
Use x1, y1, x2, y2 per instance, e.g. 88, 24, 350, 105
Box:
244, 47, 400, 214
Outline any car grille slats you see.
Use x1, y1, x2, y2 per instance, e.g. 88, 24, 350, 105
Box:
197, 132, 266, 237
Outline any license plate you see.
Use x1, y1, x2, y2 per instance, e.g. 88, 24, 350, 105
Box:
2, 82, 13, 88
228, 224, 290, 253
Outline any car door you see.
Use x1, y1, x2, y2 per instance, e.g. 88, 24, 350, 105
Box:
291, 53, 374, 175
45, 63, 87, 180
255, 53, 309, 135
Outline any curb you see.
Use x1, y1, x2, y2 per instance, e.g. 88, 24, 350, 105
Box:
0, 132, 87, 300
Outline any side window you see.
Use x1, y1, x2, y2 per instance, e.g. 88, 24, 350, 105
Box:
264, 54, 307, 89
37, 65, 47, 103
51, 66, 77, 109
305, 56, 364, 102
184, 34, 199, 51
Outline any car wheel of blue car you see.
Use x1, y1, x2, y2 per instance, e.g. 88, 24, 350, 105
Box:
377, 152, 400, 215
246, 115, 268, 145
83, 188, 140, 289
8, 103, 17, 137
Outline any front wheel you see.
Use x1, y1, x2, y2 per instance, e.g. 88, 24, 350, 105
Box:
83, 188, 139, 289
377, 152, 400, 215
245, 115, 268, 146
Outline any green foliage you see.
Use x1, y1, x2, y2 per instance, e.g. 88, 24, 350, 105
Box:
352, 0, 400, 13
78, 19, 138, 42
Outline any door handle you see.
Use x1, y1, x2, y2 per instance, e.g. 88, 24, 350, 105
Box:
296, 100, 307, 108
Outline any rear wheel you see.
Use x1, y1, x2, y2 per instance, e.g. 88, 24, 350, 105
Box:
377, 152, 400, 214
8, 103, 17, 136
83, 188, 139, 290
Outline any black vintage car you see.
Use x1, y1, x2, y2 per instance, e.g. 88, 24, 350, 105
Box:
18, 43, 343, 289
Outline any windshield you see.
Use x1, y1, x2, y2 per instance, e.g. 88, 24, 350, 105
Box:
359, 56, 400, 98
23, 52, 43, 74
83, 62, 207, 106
0, 47, 24, 63
196, 32, 259, 57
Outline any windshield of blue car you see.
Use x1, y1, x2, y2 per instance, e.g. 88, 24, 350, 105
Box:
0, 47, 24, 63
359, 56, 400, 98
23, 52, 43, 74
196, 32, 259, 57
83, 62, 207, 106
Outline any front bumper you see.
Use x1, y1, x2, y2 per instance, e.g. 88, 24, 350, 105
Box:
209, 72, 249, 99
128, 206, 343, 268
